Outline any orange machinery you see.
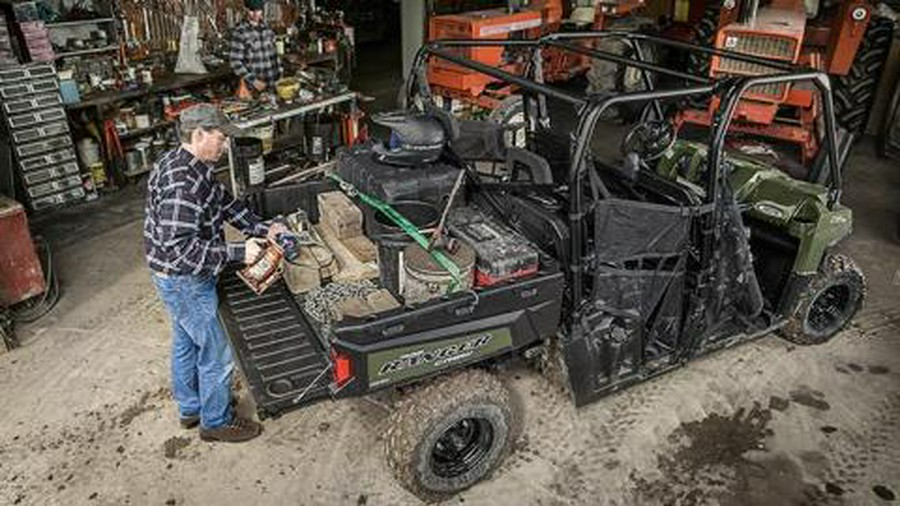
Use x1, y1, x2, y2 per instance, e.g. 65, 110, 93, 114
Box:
427, 1, 645, 109
677, 0, 879, 162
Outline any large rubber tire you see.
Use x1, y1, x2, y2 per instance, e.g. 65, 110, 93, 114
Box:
833, 15, 894, 134
489, 95, 526, 149
685, 1, 721, 108
585, 23, 657, 96
384, 369, 522, 502
780, 254, 866, 345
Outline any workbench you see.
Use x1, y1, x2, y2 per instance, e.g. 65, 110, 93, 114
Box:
227, 91, 358, 196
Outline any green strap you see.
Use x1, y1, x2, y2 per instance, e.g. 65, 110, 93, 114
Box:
327, 173, 462, 292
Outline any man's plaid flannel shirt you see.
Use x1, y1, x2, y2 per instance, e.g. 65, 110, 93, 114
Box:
144, 147, 268, 277
229, 20, 281, 88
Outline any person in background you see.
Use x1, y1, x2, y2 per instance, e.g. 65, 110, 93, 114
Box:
144, 103, 286, 442
229, 0, 281, 93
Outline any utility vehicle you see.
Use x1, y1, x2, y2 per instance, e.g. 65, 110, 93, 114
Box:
218, 32, 865, 501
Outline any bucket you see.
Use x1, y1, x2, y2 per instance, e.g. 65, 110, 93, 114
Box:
372, 201, 439, 298
125, 150, 143, 174
304, 114, 334, 163
134, 142, 151, 171
234, 136, 265, 188
403, 241, 475, 306
76, 137, 101, 167
253, 124, 275, 154
89, 162, 107, 187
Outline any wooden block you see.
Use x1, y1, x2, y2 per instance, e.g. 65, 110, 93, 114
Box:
315, 224, 379, 282
343, 234, 377, 263
317, 191, 363, 239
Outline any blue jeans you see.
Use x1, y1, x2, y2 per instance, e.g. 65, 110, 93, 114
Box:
151, 273, 233, 429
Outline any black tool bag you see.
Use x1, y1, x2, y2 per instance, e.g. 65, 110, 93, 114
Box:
336, 143, 462, 207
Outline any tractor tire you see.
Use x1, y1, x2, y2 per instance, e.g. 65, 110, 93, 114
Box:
489, 95, 526, 149
685, 1, 721, 108
779, 254, 866, 345
833, 15, 894, 134
585, 24, 657, 96
384, 369, 522, 502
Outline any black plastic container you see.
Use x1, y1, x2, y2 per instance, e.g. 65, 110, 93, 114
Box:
233, 137, 265, 188
304, 114, 335, 163
336, 144, 463, 206
371, 201, 439, 298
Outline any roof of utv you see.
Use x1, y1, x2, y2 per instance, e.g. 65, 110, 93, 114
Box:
403, 30, 843, 207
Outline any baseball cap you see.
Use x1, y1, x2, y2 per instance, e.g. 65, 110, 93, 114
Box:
179, 103, 245, 137
245, 0, 265, 11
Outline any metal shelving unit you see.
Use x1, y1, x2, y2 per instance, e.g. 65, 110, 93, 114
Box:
119, 121, 175, 141
46, 18, 115, 29
54, 45, 118, 60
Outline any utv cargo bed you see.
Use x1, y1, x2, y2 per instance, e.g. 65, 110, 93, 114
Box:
219, 269, 332, 419
220, 263, 565, 419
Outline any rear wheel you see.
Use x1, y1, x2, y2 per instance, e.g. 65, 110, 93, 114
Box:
780, 254, 866, 345
384, 369, 521, 502
833, 15, 894, 134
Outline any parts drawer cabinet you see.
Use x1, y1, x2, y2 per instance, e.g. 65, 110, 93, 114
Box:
0, 63, 86, 211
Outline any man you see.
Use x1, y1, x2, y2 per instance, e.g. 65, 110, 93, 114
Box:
229, 0, 281, 93
144, 103, 285, 442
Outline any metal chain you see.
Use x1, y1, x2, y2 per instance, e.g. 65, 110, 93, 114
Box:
301, 280, 380, 325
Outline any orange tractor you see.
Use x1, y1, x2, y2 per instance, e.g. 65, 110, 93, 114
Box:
677, 0, 894, 163
426, 0, 646, 111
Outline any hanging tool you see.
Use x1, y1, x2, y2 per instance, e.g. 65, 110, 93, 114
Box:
102, 119, 125, 187
428, 168, 465, 250
327, 173, 462, 292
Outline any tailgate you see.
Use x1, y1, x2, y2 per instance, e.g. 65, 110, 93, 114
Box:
218, 269, 332, 419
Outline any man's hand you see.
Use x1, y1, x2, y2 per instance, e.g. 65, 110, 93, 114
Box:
253, 79, 267, 92
266, 222, 289, 242
244, 238, 267, 264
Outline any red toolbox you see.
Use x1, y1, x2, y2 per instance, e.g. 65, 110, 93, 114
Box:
449, 206, 540, 287
0, 196, 44, 305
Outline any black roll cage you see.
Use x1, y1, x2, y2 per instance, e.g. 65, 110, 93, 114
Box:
402, 30, 842, 307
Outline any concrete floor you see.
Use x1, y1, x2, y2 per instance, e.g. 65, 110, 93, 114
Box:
1, 120, 899, 504
1, 139, 897, 506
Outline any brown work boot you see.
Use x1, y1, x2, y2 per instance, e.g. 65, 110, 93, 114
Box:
180, 415, 201, 430
199, 416, 262, 443
179, 396, 240, 430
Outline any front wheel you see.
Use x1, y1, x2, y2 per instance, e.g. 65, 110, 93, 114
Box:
780, 254, 866, 345
384, 369, 522, 502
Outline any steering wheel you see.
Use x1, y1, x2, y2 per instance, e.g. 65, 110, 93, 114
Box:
620, 120, 676, 162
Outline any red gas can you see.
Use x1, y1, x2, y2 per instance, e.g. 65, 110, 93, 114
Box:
0, 196, 45, 306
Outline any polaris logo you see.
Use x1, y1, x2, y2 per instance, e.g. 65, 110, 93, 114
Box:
378, 334, 493, 376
